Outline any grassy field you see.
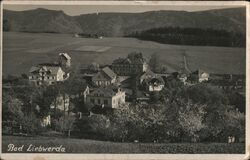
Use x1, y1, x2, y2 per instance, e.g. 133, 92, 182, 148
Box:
1, 135, 245, 153
3, 32, 246, 76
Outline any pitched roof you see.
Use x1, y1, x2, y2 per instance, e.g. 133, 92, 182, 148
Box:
112, 52, 145, 65
93, 67, 116, 81
141, 69, 155, 78
29, 66, 40, 73
112, 58, 131, 64
102, 67, 116, 79
59, 53, 71, 60
29, 65, 62, 75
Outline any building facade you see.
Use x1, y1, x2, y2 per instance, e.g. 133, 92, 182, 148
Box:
29, 65, 65, 85
92, 67, 116, 86
86, 87, 125, 108
112, 52, 148, 76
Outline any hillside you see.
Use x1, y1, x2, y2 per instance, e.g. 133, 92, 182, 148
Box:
3, 8, 82, 33
3, 7, 246, 36
3, 32, 246, 76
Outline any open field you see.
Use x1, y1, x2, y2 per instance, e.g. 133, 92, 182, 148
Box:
3, 32, 246, 76
2, 135, 245, 153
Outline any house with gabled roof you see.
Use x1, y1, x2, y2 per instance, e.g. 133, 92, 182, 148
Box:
28, 64, 66, 85
92, 66, 117, 86
112, 52, 148, 76
86, 86, 125, 108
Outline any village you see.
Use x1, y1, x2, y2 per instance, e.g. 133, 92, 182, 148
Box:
23, 51, 245, 128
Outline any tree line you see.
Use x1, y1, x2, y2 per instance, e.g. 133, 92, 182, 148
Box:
126, 27, 245, 47
74, 79, 245, 143
2, 70, 245, 143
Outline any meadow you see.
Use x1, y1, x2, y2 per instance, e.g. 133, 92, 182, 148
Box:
2, 135, 245, 153
3, 32, 246, 76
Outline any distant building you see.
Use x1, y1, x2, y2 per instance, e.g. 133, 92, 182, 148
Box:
92, 67, 117, 86
59, 53, 71, 68
112, 52, 148, 76
50, 94, 70, 112
189, 69, 209, 83
86, 87, 125, 108
140, 69, 156, 84
143, 76, 165, 92
28, 64, 66, 85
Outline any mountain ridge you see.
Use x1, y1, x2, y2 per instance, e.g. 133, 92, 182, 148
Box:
3, 7, 246, 36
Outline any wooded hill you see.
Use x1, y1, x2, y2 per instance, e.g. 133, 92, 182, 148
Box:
3, 7, 246, 37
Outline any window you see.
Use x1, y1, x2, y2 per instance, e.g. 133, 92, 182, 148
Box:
90, 99, 94, 103
98, 99, 101, 104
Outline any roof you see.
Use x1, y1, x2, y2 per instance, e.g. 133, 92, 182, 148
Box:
29, 66, 40, 73
102, 67, 116, 79
93, 67, 116, 81
127, 52, 145, 64
112, 52, 145, 65
112, 58, 131, 64
29, 65, 62, 75
59, 53, 71, 60
140, 69, 155, 79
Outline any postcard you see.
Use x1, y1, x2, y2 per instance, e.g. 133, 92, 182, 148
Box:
0, 1, 249, 160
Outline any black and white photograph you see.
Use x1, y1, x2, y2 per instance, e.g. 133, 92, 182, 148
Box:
0, 1, 249, 159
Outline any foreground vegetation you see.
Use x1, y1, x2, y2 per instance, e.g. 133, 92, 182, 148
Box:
2, 135, 245, 153
3, 71, 245, 144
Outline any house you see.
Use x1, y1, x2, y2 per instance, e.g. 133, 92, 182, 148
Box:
28, 64, 66, 85
140, 69, 156, 84
92, 67, 117, 86
112, 52, 148, 76
189, 69, 210, 83
86, 87, 125, 108
50, 94, 70, 112
143, 76, 165, 92
59, 53, 71, 68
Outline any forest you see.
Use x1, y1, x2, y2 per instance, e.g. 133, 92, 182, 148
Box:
127, 27, 245, 47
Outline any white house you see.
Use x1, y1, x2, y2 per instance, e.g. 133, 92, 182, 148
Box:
29, 64, 66, 85
86, 87, 125, 108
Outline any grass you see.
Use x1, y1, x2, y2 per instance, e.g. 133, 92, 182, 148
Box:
1, 135, 245, 153
3, 32, 246, 76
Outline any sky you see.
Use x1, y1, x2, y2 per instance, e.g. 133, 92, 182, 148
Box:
3, 4, 243, 16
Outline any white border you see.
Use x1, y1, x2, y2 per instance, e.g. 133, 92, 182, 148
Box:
0, 1, 249, 160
